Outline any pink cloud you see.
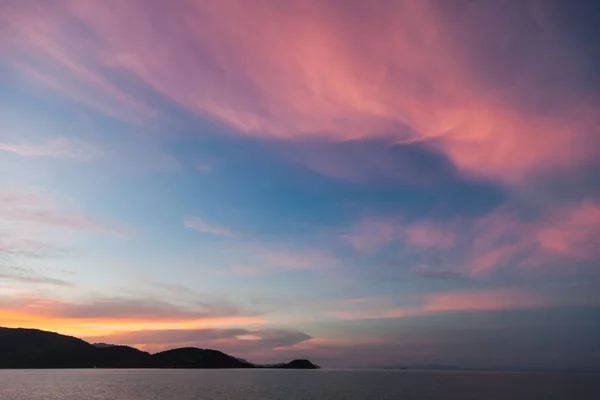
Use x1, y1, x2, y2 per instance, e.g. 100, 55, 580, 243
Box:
0, 293, 264, 337
1, 1, 597, 183
342, 215, 457, 255
344, 200, 600, 278
464, 208, 531, 275
404, 222, 457, 250
341, 216, 399, 255
325, 288, 558, 322
229, 244, 339, 276
0, 129, 179, 173
1, 9, 156, 124
278, 141, 447, 185
465, 201, 600, 275
0, 137, 99, 159
183, 215, 235, 236
80, 328, 312, 356
0, 188, 125, 237
421, 288, 548, 313
536, 200, 600, 260
330, 297, 406, 320
9, 209, 121, 234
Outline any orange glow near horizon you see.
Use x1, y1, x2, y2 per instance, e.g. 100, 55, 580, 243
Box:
0, 296, 266, 338
1, 0, 599, 371
0, 312, 265, 337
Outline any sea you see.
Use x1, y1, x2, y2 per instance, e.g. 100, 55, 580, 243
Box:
1, 369, 599, 400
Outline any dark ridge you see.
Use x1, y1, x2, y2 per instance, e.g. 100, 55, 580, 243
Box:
151, 347, 254, 368
92, 343, 116, 348
94, 345, 152, 368
0, 327, 319, 369
278, 359, 319, 369
0, 327, 96, 368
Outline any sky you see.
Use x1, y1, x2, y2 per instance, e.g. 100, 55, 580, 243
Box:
1, 0, 599, 370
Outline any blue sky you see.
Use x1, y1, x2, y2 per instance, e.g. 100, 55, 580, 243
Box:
1, 0, 599, 369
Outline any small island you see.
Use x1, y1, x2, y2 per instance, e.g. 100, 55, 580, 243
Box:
0, 327, 320, 370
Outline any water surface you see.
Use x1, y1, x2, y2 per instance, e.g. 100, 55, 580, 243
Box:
1, 369, 598, 400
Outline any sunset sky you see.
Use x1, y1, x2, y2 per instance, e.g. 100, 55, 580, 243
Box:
1, 0, 599, 369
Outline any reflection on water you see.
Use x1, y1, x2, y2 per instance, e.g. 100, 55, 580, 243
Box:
1, 369, 599, 400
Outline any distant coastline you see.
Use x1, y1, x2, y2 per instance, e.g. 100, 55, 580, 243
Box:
0, 327, 320, 370
2, 327, 597, 373
379, 365, 600, 374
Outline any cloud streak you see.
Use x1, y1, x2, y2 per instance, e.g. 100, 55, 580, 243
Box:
82, 327, 312, 355
0, 188, 125, 236
184, 216, 236, 236
0, 265, 71, 287
1, 0, 598, 183
329, 285, 598, 323
0, 293, 263, 336
421, 288, 548, 313
0, 137, 99, 160
0, 189, 122, 289
344, 199, 600, 278
224, 242, 339, 276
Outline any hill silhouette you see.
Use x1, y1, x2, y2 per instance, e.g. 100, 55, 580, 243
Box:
150, 347, 252, 368
0, 327, 319, 369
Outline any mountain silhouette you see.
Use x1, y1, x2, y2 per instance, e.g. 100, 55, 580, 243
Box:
0, 327, 319, 369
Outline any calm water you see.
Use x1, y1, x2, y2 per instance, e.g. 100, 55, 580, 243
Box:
0, 369, 599, 400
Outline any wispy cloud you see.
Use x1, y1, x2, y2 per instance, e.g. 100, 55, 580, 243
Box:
183, 215, 235, 236
461, 200, 600, 275
227, 242, 339, 276
341, 215, 458, 257
0, 136, 100, 160
1, 0, 597, 183
404, 222, 458, 250
535, 200, 600, 261
0, 233, 66, 276
82, 327, 311, 355
195, 162, 213, 173
329, 287, 567, 322
343, 199, 600, 278
420, 288, 549, 313
0, 129, 180, 174
341, 216, 399, 255
0, 293, 263, 336
1, 188, 125, 236
411, 265, 466, 280
0, 189, 126, 283
29, 297, 244, 321
0, 265, 71, 287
